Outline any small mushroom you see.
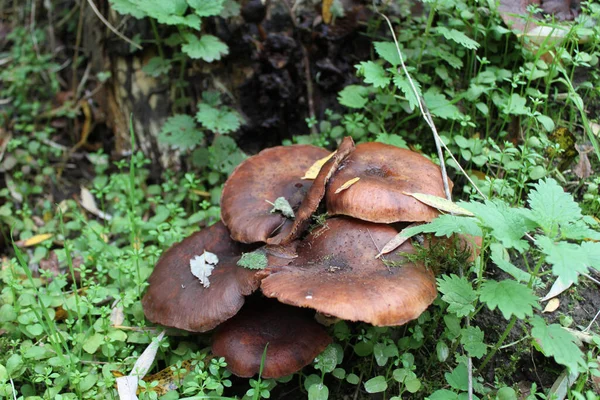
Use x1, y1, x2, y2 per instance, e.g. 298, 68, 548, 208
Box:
221, 145, 330, 244
325, 142, 452, 223
261, 218, 437, 326
212, 298, 332, 378
142, 222, 270, 332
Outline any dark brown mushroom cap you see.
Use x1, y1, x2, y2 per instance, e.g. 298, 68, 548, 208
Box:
267, 137, 355, 245
212, 299, 332, 378
142, 222, 269, 332
221, 145, 330, 244
261, 218, 437, 326
325, 142, 452, 223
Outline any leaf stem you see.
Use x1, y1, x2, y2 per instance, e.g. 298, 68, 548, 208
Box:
478, 314, 517, 371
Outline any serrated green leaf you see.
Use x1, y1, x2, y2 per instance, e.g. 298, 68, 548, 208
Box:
374, 41, 401, 66
142, 57, 172, 77
489, 243, 531, 283
526, 178, 582, 237
338, 85, 369, 108
437, 274, 477, 317
109, 0, 146, 18
392, 72, 420, 111
237, 250, 267, 270
437, 27, 480, 50
364, 376, 388, 393
220, 0, 241, 17
196, 104, 241, 134
536, 236, 589, 283
402, 215, 482, 238
424, 89, 462, 120
376, 133, 408, 149
445, 363, 468, 390
530, 316, 585, 372
479, 280, 538, 319
269, 197, 295, 219
460, 326, 486, 358
356, 61, 390, 88
460, 199, 533, 252
135, 0, 201, 28
187, 0, 223, 17
560, 221, 600, 241
158, 114, 204, 150
182, 34, 228, 62
209, 135, 246, 174
428, 389, 459, 400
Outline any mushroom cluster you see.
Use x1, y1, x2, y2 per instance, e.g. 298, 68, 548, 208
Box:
142, 137, 453, 379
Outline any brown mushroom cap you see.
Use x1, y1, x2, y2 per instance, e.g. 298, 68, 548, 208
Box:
261, 218, 437, 326
325, 142, 452, 223
267, 137, 355, 245
212, 298, 332, 378
221, 145, 330, 244
142, 222, 269, 332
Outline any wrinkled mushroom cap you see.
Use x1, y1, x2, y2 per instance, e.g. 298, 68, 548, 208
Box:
221, 145, 330, 243
212, 298, 332, 378
261, 218, 437, 326
325, 142, 451, 223
142, 222, 268, 332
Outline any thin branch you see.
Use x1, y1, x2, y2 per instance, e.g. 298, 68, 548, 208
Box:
86, 0, 142, 50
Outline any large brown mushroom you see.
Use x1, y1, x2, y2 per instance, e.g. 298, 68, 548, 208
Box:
325, 142, 451, 223
142, 222, 271, 332
221, 145, 330, 244
261, 218, 437, 326
212, 298, 332, 378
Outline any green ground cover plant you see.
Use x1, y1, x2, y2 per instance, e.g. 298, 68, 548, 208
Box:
1, 0, 600, 398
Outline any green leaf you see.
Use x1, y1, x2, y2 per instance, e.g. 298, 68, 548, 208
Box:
187, 0, 223, 16
526, 178, 582, 237
142, 57, 172, 77
536, 114, 555, 132
530, 316, 585, 372
376, 133, 408, 149
536, 236, 589, 283
503, 93, 529, 115
182, 34, 228, 62
424, 89, 461, 120
209, 135, 246, 175
346, 373, 360, 385
461, 199, 533, 252
560, 221, 600, 241
392, 72, 421, 111
364, 376, 388, 393
83, 333, 105, 354
269, 197, 295, 219
135, 0, 201, 28
308, 383, 329, 400
437, 27, 480, 50
437, 274, 477, 317
109, 0, 146, 18
489, 243, 531, 283
338, 85, 369, 108
374, 42, 401, 66
196, 104, 241, 134
428, 389, 459, 400
315, 344, 340, 373
405, 193, 474, 216
356, 61, 390, 88
460, 326, 486, 358
445, 363, 468, 390
479, 280, 538, 319
403, 215, 482, 238
158, 114, 204, 150
237, 250, 268, 270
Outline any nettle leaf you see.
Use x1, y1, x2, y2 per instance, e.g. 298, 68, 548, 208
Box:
109, 0, 146, 19
158, 114, 204, 150
196, 104, 241, 134
436, 27, 480, 50
489, 243, 531, 283
356, 61, 390, 88
437, 274, 477, 317
136, 0, 201, 28
237, 250, 267, 270
530, 316, 585, 372
536, 236, 589, 283
187, 0, 224, 17
424, 89, 462, 120
374, 41, 401, 66
460, 326, 486, 358
392, 72, 421, 111
182, 34, 228, 62
403, 215, 482, 238
142, 57, 172, 77
209, 135, 246, 175
479, 280, 538, 319
461, 199, 534, 252
582, 241, 600, 273
338, 85, 369, 108
526, 178, 582, 237
560, 221, 600, 241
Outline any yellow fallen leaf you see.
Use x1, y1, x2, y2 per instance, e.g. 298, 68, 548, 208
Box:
334, 177, 360, 194
322, 0, 334, 24
302, 152, 335, 180
404, 192, 474, 216
16, 233, 53, 248
377, 222, 421, 258
191, 189, 210, 197
542, 298, 560, 313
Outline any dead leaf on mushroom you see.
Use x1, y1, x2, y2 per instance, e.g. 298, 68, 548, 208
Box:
301, 152, 335, 180
334, 177, 360, 194
190, 251, 219, 288
404, 192, 474, 216
376, 222, 421, 258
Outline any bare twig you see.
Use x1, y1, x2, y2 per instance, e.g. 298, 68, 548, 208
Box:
86, 0, 142, 50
